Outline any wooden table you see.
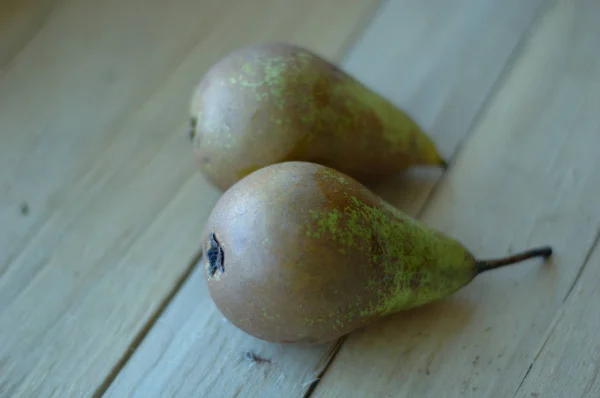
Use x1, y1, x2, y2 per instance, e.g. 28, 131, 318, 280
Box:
2, 0, 599, 396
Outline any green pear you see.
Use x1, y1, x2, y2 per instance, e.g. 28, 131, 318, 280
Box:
200, 161, 552, 343
189, 42, 447, 191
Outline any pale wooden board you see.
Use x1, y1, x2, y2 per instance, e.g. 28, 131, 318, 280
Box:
314, 0, 600, 397
343, 0, 547, 213
1, 0, 228, 280
104, 0, 548, 396
514, 245, 600, 398
105, 259, 335, 398
0, 0, 378, 396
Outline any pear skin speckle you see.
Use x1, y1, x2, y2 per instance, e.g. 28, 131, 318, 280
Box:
190, 42, 446, 191
201, 161, 551, 344
306, 174, 475, 318
200, 162, 481, 344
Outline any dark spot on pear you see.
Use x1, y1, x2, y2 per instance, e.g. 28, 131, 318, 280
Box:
312, 79, 330, 107
370, 232, 384, 259
207, 232, 224, 276
410, 272, 422, 289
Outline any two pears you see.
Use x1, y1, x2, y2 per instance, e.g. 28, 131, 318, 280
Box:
201, 162, 552, 344
189, 42, 446, 191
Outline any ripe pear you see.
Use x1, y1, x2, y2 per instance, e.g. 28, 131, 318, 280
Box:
200, 161, 552, 344
189, 42, 447, 191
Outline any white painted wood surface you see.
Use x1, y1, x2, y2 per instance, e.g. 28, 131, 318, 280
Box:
106, 0, 549, 397
315, 0, 600, 396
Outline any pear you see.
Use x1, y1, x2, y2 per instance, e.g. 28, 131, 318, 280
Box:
200, 161, 552, 344
189, 42, 447, 191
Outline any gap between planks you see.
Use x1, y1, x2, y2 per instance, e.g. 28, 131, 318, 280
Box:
312, 0, 600, 395
88, 2, 387, 396
102, 1, 553, 396
0, 0, 382, 396
303, 0, 553, 395
92, 247, 205, 398
511, 226, 600, 398
513, 232, 600, 397
562, 226, 600, 304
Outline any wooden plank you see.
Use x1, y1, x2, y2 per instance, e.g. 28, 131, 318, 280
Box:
1, 0, 231, 279
105, 258, 333, 398
104, 0, 547, 396
313, 0, 600, 397
343, 0, 546, 212
0, 1, 378, 396
514, 244, 600, 398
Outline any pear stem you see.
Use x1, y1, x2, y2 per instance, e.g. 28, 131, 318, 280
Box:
474, 246, 553, 275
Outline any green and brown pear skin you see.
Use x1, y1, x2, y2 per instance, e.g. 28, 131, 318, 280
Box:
201, 162, 552, 344
190, 42, 447, 191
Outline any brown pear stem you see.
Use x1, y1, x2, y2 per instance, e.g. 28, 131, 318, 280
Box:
474, 246, 553, 275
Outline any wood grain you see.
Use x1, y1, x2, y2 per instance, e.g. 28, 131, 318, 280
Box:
314, 0, 600, 397
105, 0, 548, 397
342, 0, 547, 214
0, 1, 378, 396
515, 246, 600, 398
105, 262, 334, 398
